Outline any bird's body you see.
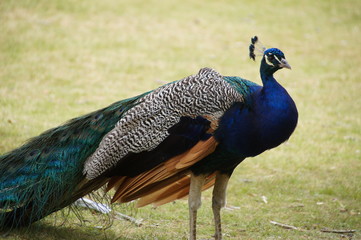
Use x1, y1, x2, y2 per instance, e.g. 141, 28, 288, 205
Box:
0, 40, 298, 239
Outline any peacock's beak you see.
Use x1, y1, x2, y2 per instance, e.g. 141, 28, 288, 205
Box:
279, 58, 291, 69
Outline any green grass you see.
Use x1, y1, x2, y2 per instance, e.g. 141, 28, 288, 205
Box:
1, 0, 360, 239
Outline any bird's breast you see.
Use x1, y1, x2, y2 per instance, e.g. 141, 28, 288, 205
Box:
253, 89, 298, 151
215, 90, 298, 158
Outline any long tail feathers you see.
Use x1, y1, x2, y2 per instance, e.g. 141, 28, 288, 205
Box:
0, 94, 145, 229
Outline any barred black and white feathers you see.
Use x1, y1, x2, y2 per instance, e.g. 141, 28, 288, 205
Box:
84, 68, 244, 179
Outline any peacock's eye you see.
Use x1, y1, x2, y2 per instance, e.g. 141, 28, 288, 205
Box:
267, 54, 274, 61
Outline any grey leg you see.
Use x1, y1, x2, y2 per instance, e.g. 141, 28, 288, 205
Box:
189, 173, 207, 240
212, 172, 230, 240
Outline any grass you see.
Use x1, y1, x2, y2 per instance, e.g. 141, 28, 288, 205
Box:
1, 0, 360, 239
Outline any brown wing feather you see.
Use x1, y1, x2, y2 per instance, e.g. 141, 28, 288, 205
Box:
106, 176, 126, 192
107, 136, 219, 205
137, 172, 217, 207
111, 166, 169, 203
119, 171, 188, 203
136, 175, 191, 207
175, 136, 218, 169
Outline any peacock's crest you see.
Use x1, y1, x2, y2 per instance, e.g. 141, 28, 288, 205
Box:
249, 36, 266, 60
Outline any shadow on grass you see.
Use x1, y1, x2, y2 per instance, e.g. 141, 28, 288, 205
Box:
0, 221, 134, 240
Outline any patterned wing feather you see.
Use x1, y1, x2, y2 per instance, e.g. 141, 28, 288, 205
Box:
84, 68, 244, 179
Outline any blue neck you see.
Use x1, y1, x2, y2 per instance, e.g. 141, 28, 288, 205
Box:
258, 58, 288, 107
260, 73, 279, 94
260, 57, 281, 86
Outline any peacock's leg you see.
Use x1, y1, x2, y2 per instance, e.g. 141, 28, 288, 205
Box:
212, 172, 230, 240
188, 173, 207, 240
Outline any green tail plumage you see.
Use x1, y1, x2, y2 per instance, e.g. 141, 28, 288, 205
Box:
0, 93, 147, 228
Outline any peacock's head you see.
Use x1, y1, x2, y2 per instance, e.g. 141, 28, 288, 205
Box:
263, 48, 291, 70
249, 36, 291, 75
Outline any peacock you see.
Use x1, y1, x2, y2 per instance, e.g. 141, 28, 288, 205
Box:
0, 36, 298, 240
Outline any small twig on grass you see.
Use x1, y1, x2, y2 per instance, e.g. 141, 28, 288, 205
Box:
289, 203, 305, 208
114, 211, 143, 227
270, 221, 299, 230
320, 228, 356, 234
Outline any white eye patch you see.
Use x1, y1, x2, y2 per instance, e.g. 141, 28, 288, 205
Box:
274, 55, 282, 64
265, 55, 273, 65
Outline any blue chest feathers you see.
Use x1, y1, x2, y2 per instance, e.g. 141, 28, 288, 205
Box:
215, 80, 298, 158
